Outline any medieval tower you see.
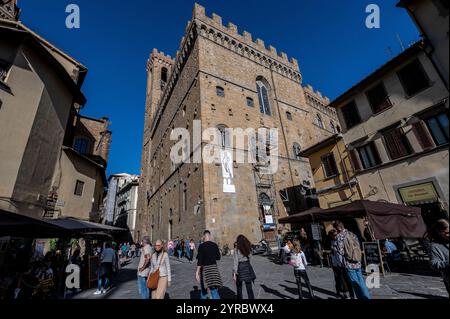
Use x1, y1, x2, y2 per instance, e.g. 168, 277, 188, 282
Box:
137, 4, 338, 246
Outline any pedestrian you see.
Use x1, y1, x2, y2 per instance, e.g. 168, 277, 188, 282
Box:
333, 221, 371, 299
233, 235, 256, 299
189, 239, 196, 263
135, 242, 141, 258
95, 242, 115, 295
137, 236, 152, 299
289, 240, 314, 299
196, 230, 222, 299
130, 243, 136, 258
175, 237, 182, 259
181, 239, 186, 260
428, 219, 449, 294
185, 238, 191, 261
328, 229, 354, 299
149, 240, 172, 299
167, 239, 174, 257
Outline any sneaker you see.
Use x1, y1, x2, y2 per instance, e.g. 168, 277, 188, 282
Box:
94, 290, 102, 295
101, 289, 106, 294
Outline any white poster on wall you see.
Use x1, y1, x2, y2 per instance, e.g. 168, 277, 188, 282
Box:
221, 149, 236, 193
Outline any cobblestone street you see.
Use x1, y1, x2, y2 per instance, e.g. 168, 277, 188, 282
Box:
72, 255, 449, 300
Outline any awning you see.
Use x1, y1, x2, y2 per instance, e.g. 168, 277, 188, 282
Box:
279, 200, 426, 240
0, 210, 68, 238
46, 218, 126, 233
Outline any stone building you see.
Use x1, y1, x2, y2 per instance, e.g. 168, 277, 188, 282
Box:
330, 41, 448, 228
0, 1, 111, 222
137, 4, 337, 246
104, 173, 140, 240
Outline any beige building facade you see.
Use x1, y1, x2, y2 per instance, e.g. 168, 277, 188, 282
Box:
0, 3, 111, 223
331, 41, 449, 227
137, 4, 337, 246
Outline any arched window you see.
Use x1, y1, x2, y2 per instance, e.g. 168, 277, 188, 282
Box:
316, 114, 324, 129
74, 137, 89, 155
216, 86, 225, 97
161, 67, 168, 90
330, 121, 336, 133
293, 143, 302, 160
217, 124, 230, 148
256, 79, 271, 116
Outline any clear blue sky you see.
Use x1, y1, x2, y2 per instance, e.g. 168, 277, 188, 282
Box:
19, 0, 419, 177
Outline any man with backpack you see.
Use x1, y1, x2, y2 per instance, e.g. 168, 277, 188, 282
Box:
333, 221, 371, 299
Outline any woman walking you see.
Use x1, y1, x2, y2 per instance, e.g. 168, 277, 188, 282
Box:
233, 235, 256, 299
149, 240, 171, 299
289, 240, 314, 299
188, 239, 196, 263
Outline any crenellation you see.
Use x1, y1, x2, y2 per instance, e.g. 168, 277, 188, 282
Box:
227, 22, 238, 34
280, 52, 288, 61
269, 45, 277, 56
243, 31, 253, 42
256, 38, 265, 49
212, 13, 223, 26
193, 3, 205, 18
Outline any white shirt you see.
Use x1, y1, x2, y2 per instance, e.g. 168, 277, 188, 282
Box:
290, 252, 308, 271
137, 245, 152, 277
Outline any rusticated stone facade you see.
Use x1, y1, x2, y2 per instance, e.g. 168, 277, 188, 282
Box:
137, 4, 338, 246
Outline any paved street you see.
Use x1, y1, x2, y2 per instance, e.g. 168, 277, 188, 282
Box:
72, 254, 448, 300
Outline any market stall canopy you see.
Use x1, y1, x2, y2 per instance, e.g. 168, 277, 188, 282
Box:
0, 210, 68, 238
46, 218, 126, 234
278, 207, 324, 224
279, 200, 426, 240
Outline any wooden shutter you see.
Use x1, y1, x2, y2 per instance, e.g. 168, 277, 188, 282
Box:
384, 130, 401, 159
370, 142, 382, 165
349, 149, 362, 172
412, 120, 436, 150
384, 128, 411, 159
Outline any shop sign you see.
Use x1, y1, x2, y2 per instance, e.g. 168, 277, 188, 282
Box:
398, 182, 439, 204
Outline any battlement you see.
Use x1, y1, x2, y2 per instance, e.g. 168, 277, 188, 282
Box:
150, 48, 175, 65
192, 3, 300, 72
304, 84, 330, 105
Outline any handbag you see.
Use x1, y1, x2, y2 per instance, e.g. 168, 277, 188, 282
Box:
147, 253, 165, 290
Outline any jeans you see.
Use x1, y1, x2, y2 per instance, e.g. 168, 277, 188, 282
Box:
236, 280, 254, 299
332, 266, 355, 298
200, 273, 220, 300
137, 275, 150, 299
346, 268, 371, 299
97, 277, 109, 291
294, 269, 314, 299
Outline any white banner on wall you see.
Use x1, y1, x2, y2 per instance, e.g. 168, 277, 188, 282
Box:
221, 149, 236, 193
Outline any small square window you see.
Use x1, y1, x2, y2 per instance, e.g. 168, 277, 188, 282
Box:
341, 101, 361, 129
74, 180, 85, 196
246, 97, 254, 107
286, 112, 293, 121
397, 59, 430, 97
321, 153, 338, 178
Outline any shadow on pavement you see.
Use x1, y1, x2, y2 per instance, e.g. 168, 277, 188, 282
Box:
284, 280, 340, 299
260, 284, 294, 299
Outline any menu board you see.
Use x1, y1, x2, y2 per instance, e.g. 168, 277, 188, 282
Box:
363, 242, 385, 276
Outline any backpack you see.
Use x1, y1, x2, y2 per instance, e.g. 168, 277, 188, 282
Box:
343, 232, 362, 263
